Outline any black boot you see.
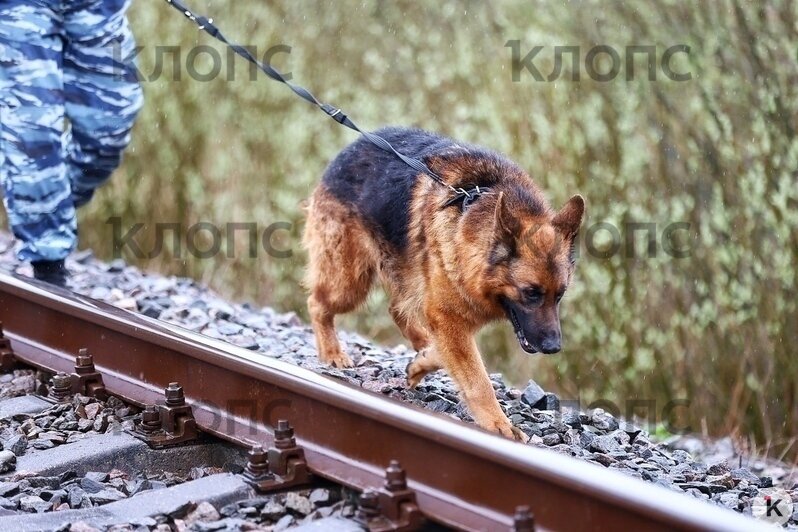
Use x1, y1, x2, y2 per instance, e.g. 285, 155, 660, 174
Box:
32, 260, 68, 288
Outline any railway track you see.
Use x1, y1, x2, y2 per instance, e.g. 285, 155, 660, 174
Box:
0, 366, 363, 530
0, 272, 762, 531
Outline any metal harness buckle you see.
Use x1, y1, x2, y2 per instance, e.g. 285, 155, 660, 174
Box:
442, 185, 492, 210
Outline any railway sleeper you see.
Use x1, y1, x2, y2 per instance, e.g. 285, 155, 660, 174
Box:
0, 473, 253, 531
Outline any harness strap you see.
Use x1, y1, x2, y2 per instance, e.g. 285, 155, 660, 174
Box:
164, 0, 473, 197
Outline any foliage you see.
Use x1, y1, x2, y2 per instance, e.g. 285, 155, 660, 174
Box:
66, 1, 798, 455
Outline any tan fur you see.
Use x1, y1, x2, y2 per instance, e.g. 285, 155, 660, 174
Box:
303, 157, 583, 441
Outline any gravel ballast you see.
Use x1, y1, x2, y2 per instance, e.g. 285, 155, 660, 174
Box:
0, 235, 796, 527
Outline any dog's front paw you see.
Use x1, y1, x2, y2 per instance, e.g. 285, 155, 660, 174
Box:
321, 350, 354, 368
491, 418, 530, 443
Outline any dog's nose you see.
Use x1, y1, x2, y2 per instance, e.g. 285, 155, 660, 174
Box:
540, 334, 561, 354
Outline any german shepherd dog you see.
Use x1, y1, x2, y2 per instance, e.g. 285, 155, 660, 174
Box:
303, 127, 584, 440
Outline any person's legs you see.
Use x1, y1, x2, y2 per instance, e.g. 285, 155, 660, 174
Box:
63, 0, 142, 207
0, 1, 76, 272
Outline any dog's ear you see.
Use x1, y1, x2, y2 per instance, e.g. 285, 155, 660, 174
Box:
552, 194, 585, 239
492, 192, 519, 260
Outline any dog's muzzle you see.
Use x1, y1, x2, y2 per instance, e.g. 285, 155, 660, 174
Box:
501, 299, 539, 354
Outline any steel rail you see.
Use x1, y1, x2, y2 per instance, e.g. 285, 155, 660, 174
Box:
0, 273, 759, 531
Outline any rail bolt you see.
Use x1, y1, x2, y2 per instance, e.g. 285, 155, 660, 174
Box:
513, 505, 535, 532
75, 348, 95, 372
384, 460, 407, 492
164, 382, 185, 406
356, 488, 381, 521
274, 419, 296, 449
244, 444, 271, 479
140, 405, 162, 434
50, 372, 73, 402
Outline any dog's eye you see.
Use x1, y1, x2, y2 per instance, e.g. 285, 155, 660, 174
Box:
522, 286, 544, 305
556, 290, 565, 303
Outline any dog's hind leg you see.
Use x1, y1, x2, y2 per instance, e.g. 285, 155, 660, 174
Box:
382, 279, 441, 386
392, 309, 442, 388
304, 189, 376, 368
388, 299, 430, 352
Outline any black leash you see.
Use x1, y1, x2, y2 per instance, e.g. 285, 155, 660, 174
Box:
164, 0, 490, 207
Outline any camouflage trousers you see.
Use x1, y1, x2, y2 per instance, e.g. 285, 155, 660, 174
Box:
0, 0, 142, 262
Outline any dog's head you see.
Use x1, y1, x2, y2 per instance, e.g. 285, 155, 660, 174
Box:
488, 191, 585, 354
